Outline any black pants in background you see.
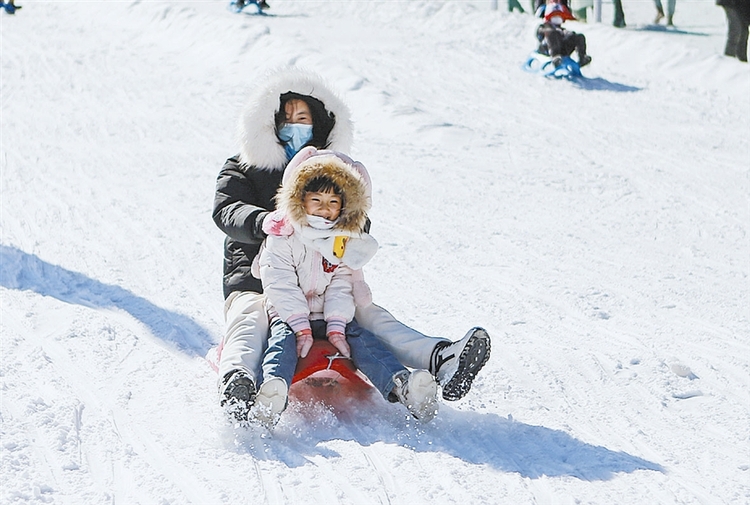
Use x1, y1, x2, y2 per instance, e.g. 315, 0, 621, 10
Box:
538, 26, 587, 60
722, 5, 749, 62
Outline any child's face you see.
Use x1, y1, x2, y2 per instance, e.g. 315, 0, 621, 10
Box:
284, 99, 313, 125
303, 189, 342, 221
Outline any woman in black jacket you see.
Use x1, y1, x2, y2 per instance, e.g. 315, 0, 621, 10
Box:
213, 68, 491, 421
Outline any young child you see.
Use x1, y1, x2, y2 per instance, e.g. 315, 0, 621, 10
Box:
250, 147, 439, 427
535, 0, 592, 68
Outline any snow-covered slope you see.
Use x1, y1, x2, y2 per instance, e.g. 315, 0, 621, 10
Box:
2, 1, 748, 504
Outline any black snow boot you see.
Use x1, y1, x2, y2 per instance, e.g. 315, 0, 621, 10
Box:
220, 370, 256, 422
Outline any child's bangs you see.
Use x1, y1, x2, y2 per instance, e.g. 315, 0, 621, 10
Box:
304, 175, 343, 197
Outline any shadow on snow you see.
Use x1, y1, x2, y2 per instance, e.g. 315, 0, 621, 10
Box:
230, 386, 664, 481
635, 24, 711, 37
573, 76, 641, 92
0, 245, 214, 355
523, 62, 641, 92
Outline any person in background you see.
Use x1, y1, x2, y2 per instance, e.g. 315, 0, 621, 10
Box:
613, 0, 626, 27
1, 0, 22, 14
717, 0, 750, 62
536, 1, 592, 68
509, 0, 526, 14
230, 0, 270, 12
653, 0, 676, 26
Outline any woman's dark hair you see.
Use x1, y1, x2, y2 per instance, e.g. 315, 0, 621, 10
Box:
303, 175, 344, 206
275, 92, 336, 149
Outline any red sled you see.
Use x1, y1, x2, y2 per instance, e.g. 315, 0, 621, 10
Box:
206, 339, 376, 402
292, 339, 372, 389
288, 340, 379, 411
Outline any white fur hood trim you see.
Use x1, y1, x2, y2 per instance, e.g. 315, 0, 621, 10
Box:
236, 68, 353, 171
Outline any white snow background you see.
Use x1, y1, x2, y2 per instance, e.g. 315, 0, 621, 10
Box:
1, 0, 749, 504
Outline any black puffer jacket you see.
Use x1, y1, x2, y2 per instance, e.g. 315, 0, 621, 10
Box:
212, 68, 353, 299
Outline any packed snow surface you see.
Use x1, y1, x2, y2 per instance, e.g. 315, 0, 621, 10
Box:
1, 1, 749, 504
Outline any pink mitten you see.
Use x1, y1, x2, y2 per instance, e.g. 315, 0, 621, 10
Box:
327, 332, 351, 358
296, 328, 313, 358
262, 210, 294, 237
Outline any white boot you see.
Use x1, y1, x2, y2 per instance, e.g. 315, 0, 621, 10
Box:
393, 370, 438, 422
250, 377, 288, 429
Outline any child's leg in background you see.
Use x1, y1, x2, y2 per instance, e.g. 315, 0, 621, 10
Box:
558, 30, 588, 61
541, 27, 565, 57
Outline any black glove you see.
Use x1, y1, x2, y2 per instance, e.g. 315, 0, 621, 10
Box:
253, 211, 270, 240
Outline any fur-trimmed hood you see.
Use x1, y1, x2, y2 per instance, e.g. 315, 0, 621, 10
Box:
237, 68, 353, 170
275, 147, 371, 233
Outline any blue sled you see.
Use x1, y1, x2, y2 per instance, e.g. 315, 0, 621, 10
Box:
1, 1, 22, 14
227, 0, 265, 15
523, 53, 582, 79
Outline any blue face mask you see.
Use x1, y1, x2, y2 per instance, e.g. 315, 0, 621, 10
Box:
278, 123, 314, 159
